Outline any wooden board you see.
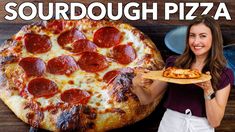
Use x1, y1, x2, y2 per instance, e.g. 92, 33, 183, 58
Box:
0, 100, 29, 132
142, 70, 211, 84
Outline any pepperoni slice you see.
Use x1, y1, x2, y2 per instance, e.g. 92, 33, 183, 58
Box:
93, 27, 122, 48
72, 39, 97, 54
46, 20, 64, 34
103, 70, 121, 83
47, 55, 78, 75
77, 52, 109, 73
19, 57, 46, 77
27, 78, 58, 98
57, 28, 86, 47
61, 89, 91, 105
112, 44, 136, 65
24, 33, 52, 53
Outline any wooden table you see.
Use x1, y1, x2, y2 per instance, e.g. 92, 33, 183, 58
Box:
0, 0, 235, 132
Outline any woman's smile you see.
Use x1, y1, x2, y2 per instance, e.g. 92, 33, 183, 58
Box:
189, 23, 212, 57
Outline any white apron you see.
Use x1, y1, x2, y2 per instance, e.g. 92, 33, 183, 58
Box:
158, 109, 214, 132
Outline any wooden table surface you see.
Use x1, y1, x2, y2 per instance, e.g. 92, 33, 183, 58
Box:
0, 0, 235, 132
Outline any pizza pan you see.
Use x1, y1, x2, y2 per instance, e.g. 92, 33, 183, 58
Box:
223, 44, 235, 85
164, 26, 188, 54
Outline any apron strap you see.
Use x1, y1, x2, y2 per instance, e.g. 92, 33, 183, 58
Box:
184, 109, 195, 132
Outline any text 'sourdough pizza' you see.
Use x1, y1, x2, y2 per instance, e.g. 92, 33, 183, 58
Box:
0, 18, 164, 131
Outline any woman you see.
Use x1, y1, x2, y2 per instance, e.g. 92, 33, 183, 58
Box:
132, 15, 234, 132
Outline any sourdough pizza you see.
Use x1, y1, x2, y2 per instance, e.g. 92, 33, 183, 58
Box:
163, 67, 201, 79
0, 18, 164, 131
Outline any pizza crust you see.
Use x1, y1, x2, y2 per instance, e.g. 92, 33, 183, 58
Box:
93, 96, 163, 131
0, 69, 162, 131
0, 70, 59, 131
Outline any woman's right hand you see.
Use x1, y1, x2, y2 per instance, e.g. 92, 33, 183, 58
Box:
131, 68, 168, 105
131, 69, 157, 105
132, 72, 152, 88
131, 69, 153, 94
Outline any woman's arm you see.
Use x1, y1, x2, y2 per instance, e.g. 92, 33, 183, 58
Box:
132, 72, 168, 105
197, 81, 231, 128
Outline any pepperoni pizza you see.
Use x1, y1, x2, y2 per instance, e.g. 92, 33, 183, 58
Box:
0, 18, 164, 131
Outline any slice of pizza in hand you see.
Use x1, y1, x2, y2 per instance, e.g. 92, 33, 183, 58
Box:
0, 18, 165, 131
163, 67, 201, 79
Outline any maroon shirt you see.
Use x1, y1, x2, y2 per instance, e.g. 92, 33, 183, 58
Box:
164, 56, 234, 117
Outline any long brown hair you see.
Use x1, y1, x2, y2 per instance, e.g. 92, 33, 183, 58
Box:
174, 15, 227, 90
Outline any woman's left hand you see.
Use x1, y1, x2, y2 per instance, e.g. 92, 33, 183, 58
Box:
195, 80, 213, 91
195, 72, 214, 93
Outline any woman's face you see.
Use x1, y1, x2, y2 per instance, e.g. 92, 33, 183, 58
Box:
188, 23, 212, 58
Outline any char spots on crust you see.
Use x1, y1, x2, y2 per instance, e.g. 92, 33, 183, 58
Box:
82, 105, 97, 120
26, 111, 44, 129
0, 54, 18, 65
57, 105, 97, 131
24, 101, 44, 129
24, 100, 44, 129
0, 39, 21, 65
57, 106, 80, 131
108, 68, 138, 102
104, 108, 126, 116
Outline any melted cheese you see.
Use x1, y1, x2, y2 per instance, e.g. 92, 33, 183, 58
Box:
12, 21, 155, 111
